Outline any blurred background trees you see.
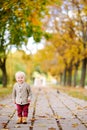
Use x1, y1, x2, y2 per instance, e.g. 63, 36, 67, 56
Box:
0, 0, 87, 88
0, 0, 60, 86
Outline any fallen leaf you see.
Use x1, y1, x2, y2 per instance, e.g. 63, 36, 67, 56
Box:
8, 114, 13, 118
29, 126, 33, 128
30, 118, 36, 121
0, 104, 4, 107
2, 122, 7, 127
54, 115, 63, 119
77, 107, 83, 110
48, 127, 56, 130
1, 128, 9, 130
14, 125, 21, 128
38, 123, 46, 127
85, 123, 87, 127
38, 115, 48, 118
0, 104, 8, 108
72, 123, 78, 127
83, 106, 87, 109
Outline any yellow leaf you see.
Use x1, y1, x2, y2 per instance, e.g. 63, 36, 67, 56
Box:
77, 107, 83, 110
54, 115, 63, 119
72, 123, 78, 127
30, 118, 36, 121
38, 123, 46, 127
14, 125, 21, 128
48, 128, 56, 130
83, 106, 87, 109
38, 115, 48, 118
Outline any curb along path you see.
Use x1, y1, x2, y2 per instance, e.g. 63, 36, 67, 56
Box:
0, 87, 87, 130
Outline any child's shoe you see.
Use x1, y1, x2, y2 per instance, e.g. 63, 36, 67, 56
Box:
16, 117, 22, 124
22, 117, 27, 124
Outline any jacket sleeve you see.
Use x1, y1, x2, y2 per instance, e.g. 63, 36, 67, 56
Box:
27, 84, 32, 100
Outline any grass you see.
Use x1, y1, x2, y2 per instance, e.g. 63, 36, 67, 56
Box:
52, 85, 87, 101
0, 86, 12, 100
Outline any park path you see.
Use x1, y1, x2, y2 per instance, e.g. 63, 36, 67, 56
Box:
0, 86, 87, 130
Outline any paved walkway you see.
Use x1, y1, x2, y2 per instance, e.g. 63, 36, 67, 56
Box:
0, 87, 87, 130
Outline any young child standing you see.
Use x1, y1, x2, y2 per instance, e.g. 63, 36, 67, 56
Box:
12, 71, 32, 124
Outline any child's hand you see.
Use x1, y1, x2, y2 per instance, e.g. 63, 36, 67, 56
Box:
28, 99, 31, 103
14, 100, 16, 104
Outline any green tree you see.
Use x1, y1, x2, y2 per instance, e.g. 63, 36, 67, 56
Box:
0, 0, 61, 87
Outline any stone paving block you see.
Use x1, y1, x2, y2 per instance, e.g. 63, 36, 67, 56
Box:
0, 87, 87, 130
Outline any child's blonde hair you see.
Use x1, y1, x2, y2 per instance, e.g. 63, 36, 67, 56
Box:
15, 71, 26, 79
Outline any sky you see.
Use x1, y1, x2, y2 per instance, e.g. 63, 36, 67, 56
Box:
25, 37, 45, 54
11, 37, 45, 54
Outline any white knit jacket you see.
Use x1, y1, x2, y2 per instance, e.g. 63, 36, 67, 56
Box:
12, 82, 32, 105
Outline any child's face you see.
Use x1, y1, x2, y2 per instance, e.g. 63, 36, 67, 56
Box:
16, 75, 25, 84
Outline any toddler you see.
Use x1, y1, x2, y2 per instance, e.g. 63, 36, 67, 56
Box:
12, 71, 32, 124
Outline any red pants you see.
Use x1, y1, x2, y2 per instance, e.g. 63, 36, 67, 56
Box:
16, 104, 29, 117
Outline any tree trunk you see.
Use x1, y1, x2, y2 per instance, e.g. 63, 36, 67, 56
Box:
73, 63, 79, 87
0, 58, 7, 87
67, 67, 72, 86
60, 73, 63, 85
63, 68, 67, 86
80, 58, 87, 87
